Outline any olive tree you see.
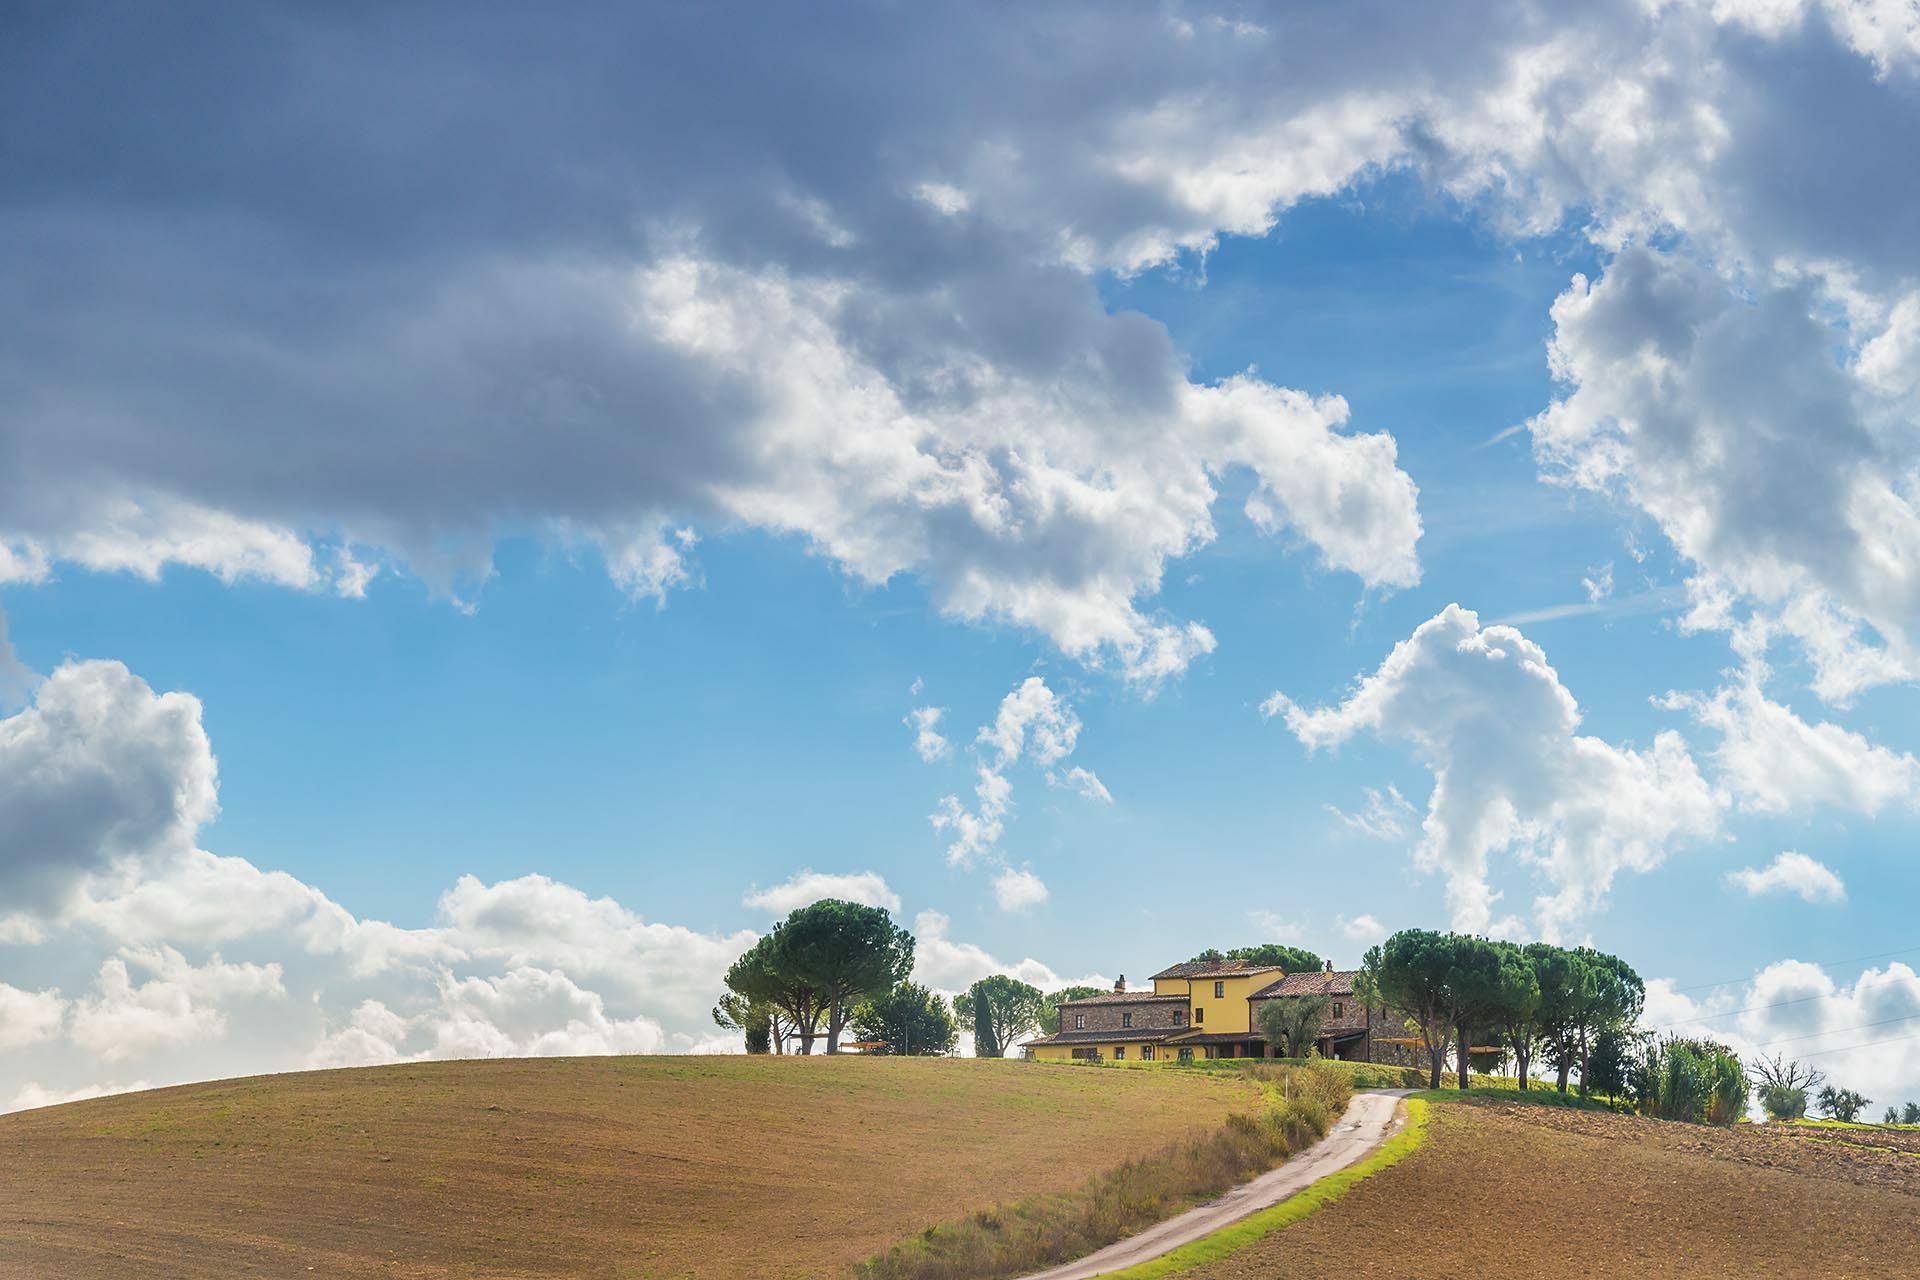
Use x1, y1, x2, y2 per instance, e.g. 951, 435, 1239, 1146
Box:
1256, 994, 1329, 1058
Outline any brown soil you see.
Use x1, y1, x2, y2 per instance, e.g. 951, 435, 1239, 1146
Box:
1189, 1099, 1920, 1280
0, 1055, 1264, 1280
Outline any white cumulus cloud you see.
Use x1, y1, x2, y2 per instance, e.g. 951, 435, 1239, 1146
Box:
1727, 851, 1847, 904
991, 868, 1050, 913
1271, 604, 1720, 939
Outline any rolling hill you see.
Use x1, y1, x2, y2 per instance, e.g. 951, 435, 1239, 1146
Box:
0, 1055, 1266, 1279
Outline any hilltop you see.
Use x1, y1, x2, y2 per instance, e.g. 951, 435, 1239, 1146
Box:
0, 1055, 1265, 1280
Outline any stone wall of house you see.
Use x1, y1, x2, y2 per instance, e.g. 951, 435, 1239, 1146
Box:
1060, 997, 1187, 1035
1363, 1007, 1431, 1069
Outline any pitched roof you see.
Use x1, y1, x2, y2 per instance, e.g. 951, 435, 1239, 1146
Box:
1054, 991, 1188, 1007
1252, 969, 1359, 999
1148, 960, 1287, 981
1022, 1027, 1179, 1046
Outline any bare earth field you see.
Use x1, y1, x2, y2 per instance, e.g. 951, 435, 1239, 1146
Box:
1188, 1098, 1920, 1280
0, 1055, 1264, 1280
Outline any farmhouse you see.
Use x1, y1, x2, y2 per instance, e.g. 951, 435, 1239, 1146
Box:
1022, 958, 1421, 1066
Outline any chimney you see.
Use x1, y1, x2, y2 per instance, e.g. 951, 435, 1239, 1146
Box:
1324, 960, 1333, 972
1113, 973, 1126, 993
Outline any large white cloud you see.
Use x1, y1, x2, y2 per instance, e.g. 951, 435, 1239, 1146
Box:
0, 984, 66, 1051
1530, 249, 1920, 704
0, 660, 217, 914
68, 948, 284, 1063
1268, 604, 1721, 938
0, 655, 760, 1105
1662, 675, 1920, 815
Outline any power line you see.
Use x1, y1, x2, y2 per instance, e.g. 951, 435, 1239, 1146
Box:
1749, 1013, 1920, 1050
1664, 944, 1920, 996
1663, 972, 1920, 1029
1797, 1028, 1920, 1062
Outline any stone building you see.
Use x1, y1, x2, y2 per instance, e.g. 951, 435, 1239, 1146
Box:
1022, 957, 1426, 1067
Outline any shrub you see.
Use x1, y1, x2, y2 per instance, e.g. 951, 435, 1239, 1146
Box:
1759, 1084, 1809, 1121
1636, 1037, 1746, 1125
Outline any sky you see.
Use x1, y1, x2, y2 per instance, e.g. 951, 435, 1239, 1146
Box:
3, 1, 1919, 1112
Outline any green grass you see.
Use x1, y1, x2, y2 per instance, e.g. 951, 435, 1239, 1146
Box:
1789, 1117, 1920, 1132
1099, 1098, 1431, 1280
1411, 1084, 1617, 1112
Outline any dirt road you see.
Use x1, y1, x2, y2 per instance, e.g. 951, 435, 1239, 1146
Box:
1018, 1089, 1415, 1280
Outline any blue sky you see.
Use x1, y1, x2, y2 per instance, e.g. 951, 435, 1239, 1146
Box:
3, 2, 1919, 1109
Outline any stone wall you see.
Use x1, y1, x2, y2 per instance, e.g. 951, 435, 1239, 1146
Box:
1059, 997, 1187, 1035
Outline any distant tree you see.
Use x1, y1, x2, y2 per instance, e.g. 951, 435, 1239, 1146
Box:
1486, 940, 1544, 1090
1191, 943, 1326, 974
1445, 936, 1537, 1094
712, 991, 774, 1055
1257, 994, 1329, 1058
1585, 1024, 1646, 1104
720, 899, 913, 1055
1817, 1085, 1871, 1123
850, 982, 958, 1056
776, 899, 916, 1053
723, 935, 826, 1054
956, 975, 1045, 1058
1358, 930, 1456, 1090
1887, 1106, 1901, 1126
1904, 1102, 1920, 1125
1573, 948, 1644, 1096
1529, 943, 1596, 1093
1038, 986, 1107, 1036
1748, 1054, 1824, 1119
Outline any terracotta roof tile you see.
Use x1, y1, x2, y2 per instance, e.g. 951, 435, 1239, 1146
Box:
1148, 960, 1287, 981
1251, 969, 1360, 999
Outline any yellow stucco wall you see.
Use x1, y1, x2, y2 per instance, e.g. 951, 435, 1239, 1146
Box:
1185, 972, 1273, 1035
1026, 1043, 1174, 1064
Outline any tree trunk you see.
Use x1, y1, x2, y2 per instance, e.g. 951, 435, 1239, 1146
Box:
826, 997, 843, 1054
1456, 1022, 1471, 1092
1427, 1039, 1445, 1091
1556, 1058, 1571, 1092
1515, 1042, 1530, 1091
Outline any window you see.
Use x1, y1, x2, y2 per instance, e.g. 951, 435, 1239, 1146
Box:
1071, 1047, 1095, 1059
1122, 1012, 1133, 1028
1074, 1013, 1086, 1030
1332, 1002, 1344, 1019
1214, 980, 1225, 998
1141, 1045, 1155, 1061
1172, 1010, 1184, 1026
1113, 1046, 1125, 1060
1195, 1006, 1205, 1023
1178, 1047, 1194, 1063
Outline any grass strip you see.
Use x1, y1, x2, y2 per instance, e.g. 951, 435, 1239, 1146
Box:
1409, 1084, 1615, 1112
1098, 1097, 1431, 1280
